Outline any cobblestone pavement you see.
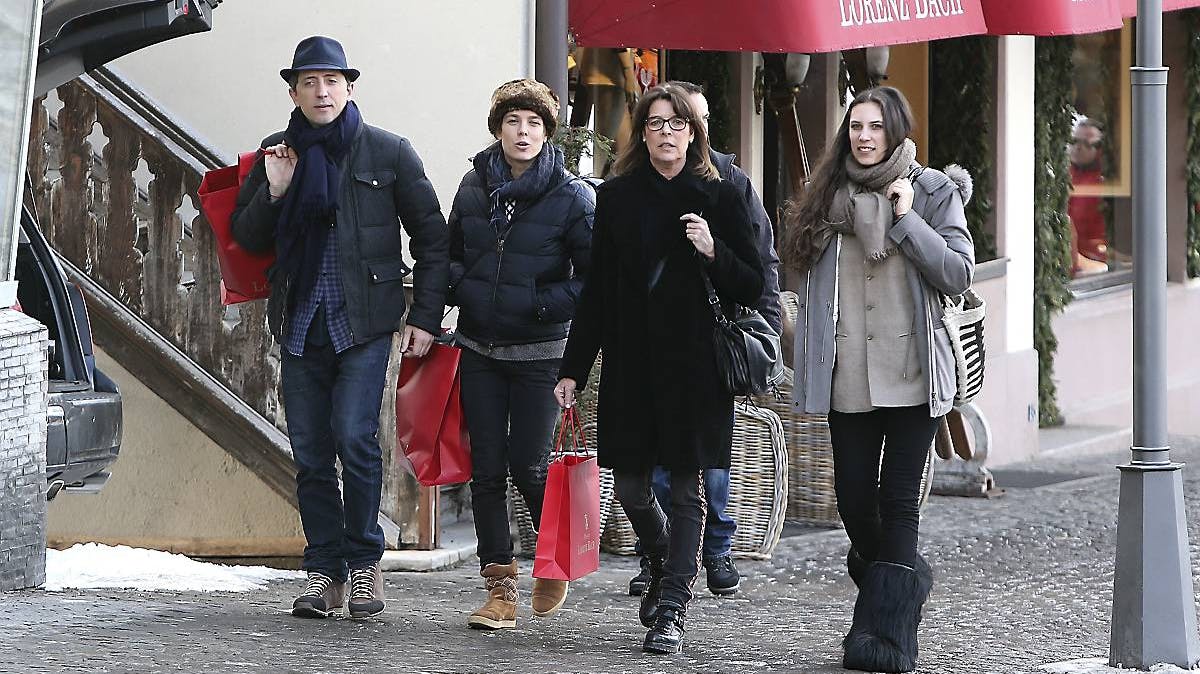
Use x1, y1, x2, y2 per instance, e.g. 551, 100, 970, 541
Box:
6, 437, 1200, 673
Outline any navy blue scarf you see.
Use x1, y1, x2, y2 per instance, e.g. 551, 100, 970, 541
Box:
486, 142, 564, 233
275, 100, 362, 300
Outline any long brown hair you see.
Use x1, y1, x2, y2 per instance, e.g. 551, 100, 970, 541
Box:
779, 86, 915, 272
609, 84, 719, 180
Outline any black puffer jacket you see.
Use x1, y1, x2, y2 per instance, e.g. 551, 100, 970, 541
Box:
448, 143, 594, 347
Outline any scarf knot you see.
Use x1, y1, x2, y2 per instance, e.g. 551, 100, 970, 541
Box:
822, 138, 917, 263
275, 100, 362, 300
485, 142, 565, 234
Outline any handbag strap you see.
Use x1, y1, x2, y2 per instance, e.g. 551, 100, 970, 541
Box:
697, 263, 726, 323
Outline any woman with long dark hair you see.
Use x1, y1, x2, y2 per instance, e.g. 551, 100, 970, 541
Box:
779, 86, 974, 673
554, 84, 763, 654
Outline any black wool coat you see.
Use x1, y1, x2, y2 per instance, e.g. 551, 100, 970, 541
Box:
559, 165, 764, 471
448, 143, 595, 347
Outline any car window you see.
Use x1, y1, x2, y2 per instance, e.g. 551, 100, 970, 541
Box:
0, 2, 41, 291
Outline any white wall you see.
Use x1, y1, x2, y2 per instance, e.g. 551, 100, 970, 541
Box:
111, 1, 535, 210
996, 36, 1036, 354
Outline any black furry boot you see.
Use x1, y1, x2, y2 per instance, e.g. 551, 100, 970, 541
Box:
842, 561, 934, 673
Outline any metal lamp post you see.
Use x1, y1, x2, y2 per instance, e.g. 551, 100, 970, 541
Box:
1109, 0, 1200, 668
534, 0, 569, 123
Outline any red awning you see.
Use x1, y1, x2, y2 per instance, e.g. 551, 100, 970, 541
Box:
981, 0, 1124, 36
569, 0, 988, 54
1119, 0, 1200, 15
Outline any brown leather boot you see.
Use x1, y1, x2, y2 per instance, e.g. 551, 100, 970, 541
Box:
467, 561, 518, 630
531, 578, 569, 617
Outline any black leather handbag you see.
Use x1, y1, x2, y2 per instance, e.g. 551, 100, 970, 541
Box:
699, 266, 784, 397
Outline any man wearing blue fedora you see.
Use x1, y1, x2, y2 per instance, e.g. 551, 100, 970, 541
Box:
232, 35, 449, 620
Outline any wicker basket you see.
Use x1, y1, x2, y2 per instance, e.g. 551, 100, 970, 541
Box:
599, 401, 789, 560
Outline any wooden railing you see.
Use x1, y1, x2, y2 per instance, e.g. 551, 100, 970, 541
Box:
26, 69, 428, 548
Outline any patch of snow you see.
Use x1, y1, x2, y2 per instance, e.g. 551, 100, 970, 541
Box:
45, 543, 302, 592
1041, 657, 1199, 673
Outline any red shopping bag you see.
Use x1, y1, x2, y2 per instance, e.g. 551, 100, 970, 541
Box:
394, 340, 472, 486
533, 407, 601, 581
198, 151, 274, 305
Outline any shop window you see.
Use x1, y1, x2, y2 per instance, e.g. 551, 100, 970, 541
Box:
1068, 21, 1134, 286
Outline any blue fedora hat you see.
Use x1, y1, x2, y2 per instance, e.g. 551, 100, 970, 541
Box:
280, 36, 360, 83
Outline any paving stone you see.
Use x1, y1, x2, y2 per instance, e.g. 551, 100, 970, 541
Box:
2, 437, 1200, 672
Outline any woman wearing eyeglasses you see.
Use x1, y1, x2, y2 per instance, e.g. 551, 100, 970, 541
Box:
554, 84, 763, 655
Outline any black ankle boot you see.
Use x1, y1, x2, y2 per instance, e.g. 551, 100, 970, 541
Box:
846, 547, 871, 589
628, 555, 651, 596
642, 603, 686, 654
842, 561, 934, 673
638, 555, 665, 628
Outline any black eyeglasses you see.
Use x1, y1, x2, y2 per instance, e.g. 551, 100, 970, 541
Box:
645, 116, 690, 132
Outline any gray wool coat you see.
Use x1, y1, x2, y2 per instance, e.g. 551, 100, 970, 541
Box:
791, 165, 975, 419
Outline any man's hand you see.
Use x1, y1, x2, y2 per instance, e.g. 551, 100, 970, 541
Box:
399, 325, 436, 358
263, 144, 298, 199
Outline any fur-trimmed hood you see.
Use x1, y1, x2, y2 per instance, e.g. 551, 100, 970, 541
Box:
912, 163, 974, 207
942, 163, 974, 205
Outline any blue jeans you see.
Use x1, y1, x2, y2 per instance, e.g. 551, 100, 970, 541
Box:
280, 335, 391, 582
647, 467, 737, 560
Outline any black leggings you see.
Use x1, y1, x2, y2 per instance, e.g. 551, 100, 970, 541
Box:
828, 405, 939, 568
612, 468, 706, 610
459, 348, 561, 568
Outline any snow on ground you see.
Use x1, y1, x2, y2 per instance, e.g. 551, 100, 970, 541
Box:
45, 543, 302, 592
1042, 657, 1198, 673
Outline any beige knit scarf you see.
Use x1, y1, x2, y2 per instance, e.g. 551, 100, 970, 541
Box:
825, 139, 917, 262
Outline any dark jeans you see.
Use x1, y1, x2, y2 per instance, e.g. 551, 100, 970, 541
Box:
614, 468, 706, 610
828, 405, 940, 568
280, 334, 392, 583
458, 348, 561, 568
646, 468, 736, 560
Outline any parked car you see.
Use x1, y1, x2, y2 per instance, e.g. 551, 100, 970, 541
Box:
16, 0, 221, 499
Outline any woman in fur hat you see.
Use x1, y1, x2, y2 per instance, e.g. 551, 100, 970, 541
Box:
779, 86, 974, 673
447, 78, 595, 630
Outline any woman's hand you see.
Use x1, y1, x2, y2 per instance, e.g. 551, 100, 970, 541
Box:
681, 213, 715, 260
554, 378, 578, 409
886, 177, 915, 218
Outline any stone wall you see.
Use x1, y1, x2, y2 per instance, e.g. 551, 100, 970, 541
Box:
0, 309, 48, 590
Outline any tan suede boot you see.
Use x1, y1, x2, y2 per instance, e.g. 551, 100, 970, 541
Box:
467, 561, 518, 630
531, 578, 569, 617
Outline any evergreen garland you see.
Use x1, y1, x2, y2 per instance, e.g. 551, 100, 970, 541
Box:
665, 50, 734, 153
1033, 36, 1077, 427
1185, 9, 1200, 278
929, 36, 998, 263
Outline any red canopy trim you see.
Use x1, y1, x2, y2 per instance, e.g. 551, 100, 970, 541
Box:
570, 0, 988, 54
1119, 0, 1200, 16
981, 0, 1124, 36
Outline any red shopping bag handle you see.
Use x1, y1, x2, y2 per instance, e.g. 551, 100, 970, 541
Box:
553, 406, 589, 456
